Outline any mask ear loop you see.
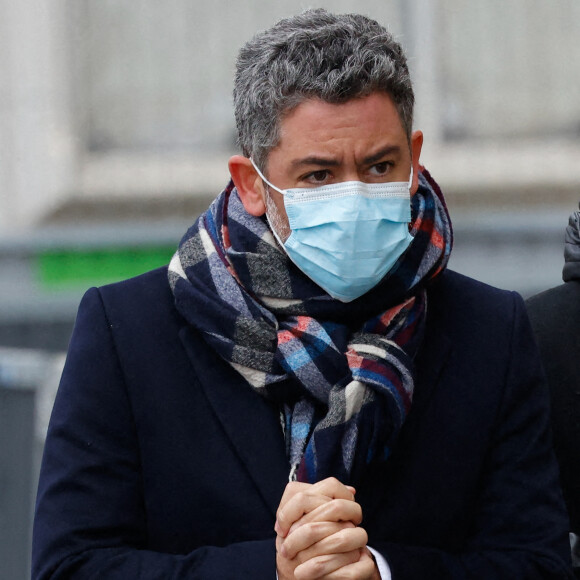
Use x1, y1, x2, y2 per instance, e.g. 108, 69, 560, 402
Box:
249, 158, 289, 250
264, 194, 288, 251
249, 158, 285, 195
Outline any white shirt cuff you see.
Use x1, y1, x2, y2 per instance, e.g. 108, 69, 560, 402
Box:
368, 545, 392, 580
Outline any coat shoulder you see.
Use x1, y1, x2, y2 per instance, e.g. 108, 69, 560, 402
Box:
526, 281, 580, 328
427, 269, 522, 330
97, 265, 174, 310
76, 266, 190, 365
93, 265, 183, 332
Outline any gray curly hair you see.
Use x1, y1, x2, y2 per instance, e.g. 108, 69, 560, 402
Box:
233, 8, 415, 172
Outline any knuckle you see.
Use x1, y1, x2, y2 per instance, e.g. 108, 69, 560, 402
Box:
351, 503, 363, 524
316, 476, 342, 495
328, 529, 351, 551
335, 526, 366, 550
328, 497, 359, 520
362, 558, 376, 577
310, 555, 333, 576
327, 498, 344, 517
287, 481, 303, 494
300, 521, 320, 545
293, 489, 311, 506
341, 562, 367, 580
342, 550, 364, 570
357, 526, 368, 544
308, 520, 328, 537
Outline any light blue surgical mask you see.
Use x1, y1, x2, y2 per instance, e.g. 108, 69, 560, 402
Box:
251, 159, 414, 302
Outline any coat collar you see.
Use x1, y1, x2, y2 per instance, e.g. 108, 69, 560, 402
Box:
179, 325, 289, 518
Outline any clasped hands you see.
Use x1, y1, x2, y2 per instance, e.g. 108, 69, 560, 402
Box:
275, 477, 380, 580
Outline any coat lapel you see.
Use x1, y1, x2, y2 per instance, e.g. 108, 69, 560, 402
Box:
413, 329, 453, 410
178, 325, 289, 518
357, 320, 453, 521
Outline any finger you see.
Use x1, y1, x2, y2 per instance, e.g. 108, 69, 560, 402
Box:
277, 491, 332, 537
276, 481, 316, 536
276, 478, 358, 537
280, 520, 355, 559
291, 526, 368, 564
310, 477, 356, 502
288, 498, 363, 535
294, 550, 361, 580
278, 481, 312, 512
317, 550, 377, 580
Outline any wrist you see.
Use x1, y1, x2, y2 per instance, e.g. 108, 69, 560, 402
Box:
367, 548, 381, 579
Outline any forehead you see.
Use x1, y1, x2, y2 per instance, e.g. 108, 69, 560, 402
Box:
275, 92, 407, 152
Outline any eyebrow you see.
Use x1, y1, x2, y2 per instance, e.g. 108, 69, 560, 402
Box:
362, 145, 402, 165
289, 145, 402, 169
290, 156, 341, 168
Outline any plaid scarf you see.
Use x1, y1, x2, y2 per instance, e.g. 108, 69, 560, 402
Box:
168, 169, 452, 485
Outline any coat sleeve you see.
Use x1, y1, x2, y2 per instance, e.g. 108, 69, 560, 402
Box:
32, 287, 277, 580
372, 292, 574, 579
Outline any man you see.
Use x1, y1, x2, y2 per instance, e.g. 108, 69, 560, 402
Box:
32, 9, 572, 579
527, 204, 580, 577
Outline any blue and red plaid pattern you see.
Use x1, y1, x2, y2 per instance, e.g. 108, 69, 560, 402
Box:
169, 169, 452, 485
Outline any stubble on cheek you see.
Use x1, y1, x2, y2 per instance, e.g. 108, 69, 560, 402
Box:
265, 190, 291, 244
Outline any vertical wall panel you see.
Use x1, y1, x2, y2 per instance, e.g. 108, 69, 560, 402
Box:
439, 0, 580, 139
0, 386, 35, 580
79, 0, 403, 152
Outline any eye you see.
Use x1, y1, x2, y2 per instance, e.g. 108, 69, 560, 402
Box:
304, 170, 331, 184
369, 162, 391, 177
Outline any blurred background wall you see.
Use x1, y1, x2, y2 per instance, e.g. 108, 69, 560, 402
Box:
0, 1, 579, 577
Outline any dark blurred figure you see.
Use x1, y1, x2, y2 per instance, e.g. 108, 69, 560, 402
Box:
527, 204, 580, 576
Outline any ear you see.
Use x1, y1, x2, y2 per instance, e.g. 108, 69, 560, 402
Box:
410, 130, 424, 195
228, 155, 267, 216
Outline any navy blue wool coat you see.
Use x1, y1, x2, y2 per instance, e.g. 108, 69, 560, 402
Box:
32, 267, 573, 579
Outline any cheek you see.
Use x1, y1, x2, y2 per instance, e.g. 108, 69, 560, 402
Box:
271, 192, 290, 226
266, 192, 291, 242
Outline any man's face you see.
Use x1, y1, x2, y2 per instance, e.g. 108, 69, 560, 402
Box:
260, 91, 422, 241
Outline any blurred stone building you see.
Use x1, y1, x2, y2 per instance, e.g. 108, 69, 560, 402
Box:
1, 0, 579, 350
1, 3, 579, 577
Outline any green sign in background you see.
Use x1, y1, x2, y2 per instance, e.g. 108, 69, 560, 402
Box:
36, 246, 176, 290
